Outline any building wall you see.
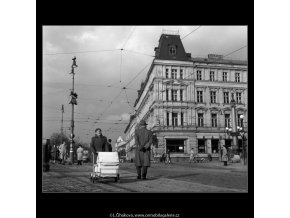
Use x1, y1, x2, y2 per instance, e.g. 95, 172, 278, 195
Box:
125, 58, 247, 160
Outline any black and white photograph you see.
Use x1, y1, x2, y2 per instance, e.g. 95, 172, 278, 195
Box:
42, 26, 248, 193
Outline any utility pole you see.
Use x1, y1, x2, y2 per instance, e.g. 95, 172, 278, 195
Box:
69, 56, 78, 164
60, 105, 64, 144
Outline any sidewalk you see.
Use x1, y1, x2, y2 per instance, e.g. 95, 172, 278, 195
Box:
149, 160, 248, 172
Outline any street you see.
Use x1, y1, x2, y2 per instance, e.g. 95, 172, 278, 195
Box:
42, 161, 247, 192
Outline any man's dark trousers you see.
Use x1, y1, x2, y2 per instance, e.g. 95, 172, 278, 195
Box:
136, 166, 148, 178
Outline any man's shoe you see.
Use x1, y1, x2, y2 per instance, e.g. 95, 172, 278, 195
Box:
142, 177, 146, 180
137, 176, 141, 180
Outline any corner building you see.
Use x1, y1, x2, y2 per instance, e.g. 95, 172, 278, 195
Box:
124, 31, 247, 161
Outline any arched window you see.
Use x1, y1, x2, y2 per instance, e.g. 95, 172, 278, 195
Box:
169, 45, 176, 55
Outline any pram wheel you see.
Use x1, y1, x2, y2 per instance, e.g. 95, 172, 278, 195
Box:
115, 177, 118, 183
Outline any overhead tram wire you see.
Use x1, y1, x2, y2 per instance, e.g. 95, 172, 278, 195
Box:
90, 59, 153, 128
223, 45, 247, 58
181, 26, 202, 40
88, 89, 125, 132
122, 49, 155, 58
44, 49, 120, 56
122, 26, 136, 49
119, 27, 136, 84
124, 89, 136, 112
120, 49, 123, 83
124, 60, 153, 88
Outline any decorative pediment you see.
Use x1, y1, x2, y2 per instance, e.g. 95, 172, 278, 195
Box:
209, 107, 220, 112
223, 107, 232, 113
196, 106, 207, 112
236, 107, 246, 113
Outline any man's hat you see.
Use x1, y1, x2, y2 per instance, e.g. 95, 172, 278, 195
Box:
139, 120, 147, 126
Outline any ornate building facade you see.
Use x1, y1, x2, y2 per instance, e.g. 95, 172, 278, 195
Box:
124, 31, 247, 161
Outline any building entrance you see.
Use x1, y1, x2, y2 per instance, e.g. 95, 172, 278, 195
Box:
211, 139, 219, 154
166, 139, 185, 153
225, 139, 231, 148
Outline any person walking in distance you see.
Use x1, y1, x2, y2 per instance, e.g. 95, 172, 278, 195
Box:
58, 142, 66, 165
165, 149, 171, 164
51, 145, 57, 164
134, 120, 153, 180
189, 148, 195, 163
77, 144, 84, 165
90, 128, 108, 163
221, 144, 228, 166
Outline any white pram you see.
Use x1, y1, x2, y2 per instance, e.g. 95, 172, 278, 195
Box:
90, 152, 120, 183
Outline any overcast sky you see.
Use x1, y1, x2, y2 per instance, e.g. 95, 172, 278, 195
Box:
43, 26, 247, 146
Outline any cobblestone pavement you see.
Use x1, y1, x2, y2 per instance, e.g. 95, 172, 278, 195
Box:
42, 161, 247, 193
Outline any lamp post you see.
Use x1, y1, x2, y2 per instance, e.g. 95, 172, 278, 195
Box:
226, 114, 247, 165
230, 92, 238, 154
69, 56, 78, 165
237, 114, 247, 165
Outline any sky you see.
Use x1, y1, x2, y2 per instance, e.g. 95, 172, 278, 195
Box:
43, 26, 247, 146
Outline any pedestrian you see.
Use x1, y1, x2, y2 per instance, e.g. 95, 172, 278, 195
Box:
58, 142, 66, 165
56, 145, 60, 162
221, 145, 228, 166
90, 128, 108, 163
134, 120, 153, 180
189, 148, 195, 163
107, 139, 113, 152
165, 149, 171, 164
160, 151, 165, 163
51, 145, 57, 164
77, 144, 84, 165
208, 153, 212, 162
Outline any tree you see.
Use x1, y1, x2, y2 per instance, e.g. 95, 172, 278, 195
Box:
50, 132, 69, 146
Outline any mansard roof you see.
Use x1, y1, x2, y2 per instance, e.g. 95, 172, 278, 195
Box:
154, 34, 191, 61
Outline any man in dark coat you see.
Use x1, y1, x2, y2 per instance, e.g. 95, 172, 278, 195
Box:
134, 120, 153, 180
90, 128, 108, 163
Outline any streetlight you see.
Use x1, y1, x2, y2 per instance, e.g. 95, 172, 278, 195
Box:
226, 116, 247, 165
69, 56, 78, 165
237, 114, 247, 165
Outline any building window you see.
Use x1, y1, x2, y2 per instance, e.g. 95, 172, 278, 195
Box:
180, 69, 183, 79
198, 139, 206, 153
198, 113, 204, 127
172, 90, 177, 101
235, 72, 240, 82
236, 92, 242, 103
224, 92, 229, 104
225, 114, 231, 128
172, 113, 178, 126
166, 69, 169, 78
197, 70, 202, 80
181, 112, 184, 126
166, 89, 169, 101
223, 72, 228, 82
210, 71, 215, 81
238, 114, 244, 127
171, 69, 177, 79
211, 113, 217, 127
166, 139, 185, 153
169, 46, 176, 55
167, 112, 170, 126
210, 91, 216, 103
180, 90, 183, 101
211, 139, 219, 154
197, 91, 203, 103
